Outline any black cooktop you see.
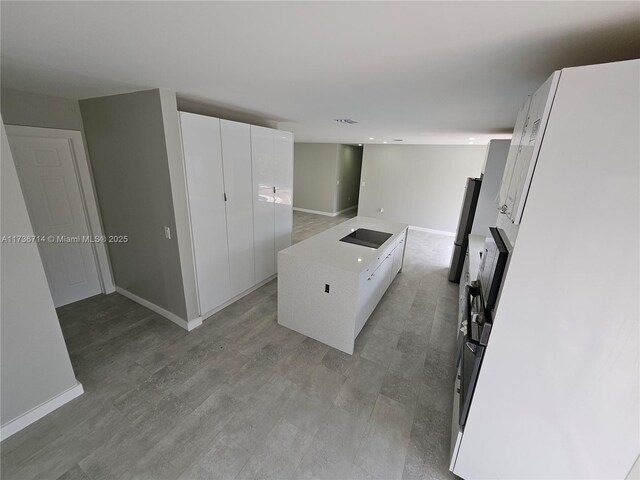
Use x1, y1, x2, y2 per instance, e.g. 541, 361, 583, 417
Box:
339, 228, 392, 249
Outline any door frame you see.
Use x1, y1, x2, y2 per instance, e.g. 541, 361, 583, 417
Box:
5, 125, 115, 296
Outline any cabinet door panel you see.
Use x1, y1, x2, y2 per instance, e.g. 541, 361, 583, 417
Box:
251, 125, 275, 282
499, 96, 531, 214
180, 112, 230, 315
507, 72, 560, 223
274, 130, 293, 260
221, 120, 255, 297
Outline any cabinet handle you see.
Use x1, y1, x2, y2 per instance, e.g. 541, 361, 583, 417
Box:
224, 192, 227, 202
273, 186, 276, 194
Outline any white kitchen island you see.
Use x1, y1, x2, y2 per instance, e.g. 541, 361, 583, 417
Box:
277, 216, 408, 354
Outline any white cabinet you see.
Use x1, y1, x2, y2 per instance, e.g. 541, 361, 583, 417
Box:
274, 131, 294, 255
251, 126, 293, 283
251, 126, 276, 282
220, 119, 255, 297
499, 72, 560, 224
278, 217, 408, 354
392, 231, 406, 277
180, 112, 231, 315
181, 113, 293, 318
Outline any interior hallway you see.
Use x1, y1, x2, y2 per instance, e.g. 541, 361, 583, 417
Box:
1, 211, 459, 480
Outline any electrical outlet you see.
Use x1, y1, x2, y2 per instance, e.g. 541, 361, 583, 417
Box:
164, 226, 171, 239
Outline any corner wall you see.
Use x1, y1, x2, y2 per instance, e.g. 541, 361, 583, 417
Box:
357, 145, 485, 232
80, 89, 189, 321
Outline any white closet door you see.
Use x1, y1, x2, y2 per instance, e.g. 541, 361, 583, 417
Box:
180, 112, 230, 315
8, 135, 102, 307
273, 130, 293, 260
220, 120, 255, 297
250, 125, 275, 282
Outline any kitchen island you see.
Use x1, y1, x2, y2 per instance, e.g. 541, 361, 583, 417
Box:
277, 216, 408, 354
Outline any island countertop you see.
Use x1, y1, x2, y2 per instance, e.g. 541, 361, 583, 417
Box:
279, 216, 409, 274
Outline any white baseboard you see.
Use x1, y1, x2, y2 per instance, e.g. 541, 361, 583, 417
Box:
114, 286, 202, 332
294, 205, 357, 217
200, 274, 277, 321
409, 225, 456, 237
0, 382, 84, 441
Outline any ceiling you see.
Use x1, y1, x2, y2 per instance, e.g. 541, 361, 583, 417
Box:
1, 1, 639, 145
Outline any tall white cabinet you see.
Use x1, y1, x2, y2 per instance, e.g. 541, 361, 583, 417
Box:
180, 112, 293, 318
180, 112, 231, 315
251, 126, 293, 283
498, 72, 560, 225
452, 60, 639, 479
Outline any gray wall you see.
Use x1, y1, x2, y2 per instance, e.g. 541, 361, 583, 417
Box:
358, 145, 486, 232
0, 88, 94, 175
1, 87, 84, 130
1, 119, 79, 427
80, 89, 188, 319
471, 139, 510, 237
293, 143, 339, 213
336, 144, 363, 212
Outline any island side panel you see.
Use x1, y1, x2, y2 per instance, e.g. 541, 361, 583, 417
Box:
277, 252, 359, 354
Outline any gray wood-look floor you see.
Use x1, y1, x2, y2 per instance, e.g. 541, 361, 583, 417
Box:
1, 211, 459, 480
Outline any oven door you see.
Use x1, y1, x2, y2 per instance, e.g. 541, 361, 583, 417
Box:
458, 334, 485, 427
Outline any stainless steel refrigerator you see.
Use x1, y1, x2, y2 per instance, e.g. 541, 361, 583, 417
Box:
448, 177, 482, 283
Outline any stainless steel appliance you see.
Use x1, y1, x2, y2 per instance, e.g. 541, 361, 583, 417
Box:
458, 227, 509, 427
449, 177, 482, 283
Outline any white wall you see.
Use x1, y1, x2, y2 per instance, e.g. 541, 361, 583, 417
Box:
1, 119, 80, 433
357, 145, 485, 232
456, 60, 640, 479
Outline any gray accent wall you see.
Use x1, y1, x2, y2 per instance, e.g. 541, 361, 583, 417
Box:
1, 87, 84, 130
80, 89, 188, 320
0, 88, 95, 178
1, 119, 79, 426
293, 143, 340, 213
336, 144, 363, 212
293, 143, 363, 214
358, 145, 486, 232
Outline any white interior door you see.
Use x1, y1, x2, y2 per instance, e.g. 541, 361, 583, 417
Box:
8, 135, 102, 307
180, 112, 231, 315
273, 130, 293, 261
220, 119, 255, 297
250, 125, 275, 282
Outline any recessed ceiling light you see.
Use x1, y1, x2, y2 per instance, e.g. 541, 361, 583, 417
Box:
369, 137, 374, 140
358, 143, 363, 146
469, 137, 475, 140
335, 119, 358, 124
383, 141, 388, 144
468, 141, 474, 145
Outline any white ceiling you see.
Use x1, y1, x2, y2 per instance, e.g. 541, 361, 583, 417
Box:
1, 1, 639, 145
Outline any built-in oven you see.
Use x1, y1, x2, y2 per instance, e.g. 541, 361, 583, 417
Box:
458, 227, 509, 427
